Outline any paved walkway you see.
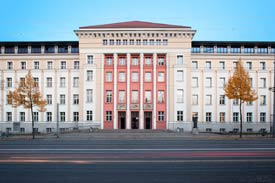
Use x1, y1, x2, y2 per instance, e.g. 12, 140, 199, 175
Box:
1, 129, 274, 141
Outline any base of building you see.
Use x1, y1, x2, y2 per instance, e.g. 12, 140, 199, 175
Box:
192, 128, 199, 135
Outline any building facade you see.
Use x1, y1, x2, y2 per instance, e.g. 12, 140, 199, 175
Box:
0, 21, 274, 133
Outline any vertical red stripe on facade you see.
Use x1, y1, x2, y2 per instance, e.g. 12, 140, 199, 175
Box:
104, 54, 114, 129
156, 54, 167, 129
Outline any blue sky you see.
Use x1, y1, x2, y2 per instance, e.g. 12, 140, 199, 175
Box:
0, 0, 275, 41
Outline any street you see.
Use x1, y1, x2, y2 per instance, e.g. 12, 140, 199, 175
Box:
0, 134, 275, 183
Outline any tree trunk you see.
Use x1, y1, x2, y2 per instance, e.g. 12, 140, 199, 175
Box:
30, 103, 35, 139
239, 100, 242, 138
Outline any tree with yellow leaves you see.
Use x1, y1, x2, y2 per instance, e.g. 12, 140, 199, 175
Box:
8, 71, 46, 139
224, 60, 258, 138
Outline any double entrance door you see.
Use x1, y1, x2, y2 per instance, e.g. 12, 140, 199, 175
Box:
118, 111, 152, 129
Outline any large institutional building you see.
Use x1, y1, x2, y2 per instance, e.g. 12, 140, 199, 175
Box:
0, 21, 274, 133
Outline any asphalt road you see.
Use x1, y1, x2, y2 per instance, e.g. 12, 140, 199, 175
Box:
0, 137, 275, 183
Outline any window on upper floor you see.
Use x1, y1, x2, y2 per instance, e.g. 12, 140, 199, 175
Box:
7, 62, 13, 70
106, 72, 112, 82
257, 47, 268, 54
132, 72, 138, 82
205, 77, 212, 88
192, 77, 198, 88
259, 78, 266, 88
192, 95, 198, 105
205, 61, 211, 69
60, 94, 66, 104
177, 89, 184, 103
158, 72, 165, 82
60, 61, 66, 69
144, 91, 152, 103
45, 45, 55, 53
244, 47, 254, 54
260, 62, 266, 70
47, 61, 53, 69
34, 61, 39, 70
119, 72, 125, 82
192, 61, 198, 69
87, 70, 93, 81
191, 47, 200, 53
31, 46, 41, 54
21, 62, 26, 70
205, 95, 212, 105
219, 77, 226, 88
176, 70, 184, 81
203, 46, 214, 53
217, 47, 227, 53
106, 90, 112, 103
246, 62, 252, 70
58, 46, 68, 53
118, 90, 125, 103
144, 72, 152, 82
73, 77, 79, 87
230, 47, 241, 53
131, 90, 138, 103
87, 55, 93, 64
86, 89, 93, 103
219, 61, 225, 70
5, 46, 15, 54
260, 95, 266, 105
176, 55, 183, 64
74, 61, 79, 69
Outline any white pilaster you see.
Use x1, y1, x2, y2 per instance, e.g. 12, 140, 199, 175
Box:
126, 53, 131, 129
113, 53, 118, 129
101, 54, 104, 129
139, 53, 144, 129
166, 54, 169, 129
153, 53, 157, 129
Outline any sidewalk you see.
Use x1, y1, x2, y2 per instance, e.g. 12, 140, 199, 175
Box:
1, 129, 274, 141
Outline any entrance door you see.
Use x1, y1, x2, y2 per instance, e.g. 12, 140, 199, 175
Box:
131, 112, 139, 129
118, 112, 126, 129
144, 112, 152, 129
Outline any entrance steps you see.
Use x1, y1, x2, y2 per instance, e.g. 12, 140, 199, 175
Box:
92, 129, 173, 133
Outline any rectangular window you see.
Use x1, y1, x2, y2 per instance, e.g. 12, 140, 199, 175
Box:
206, 112, 212, 122
156, 39, 161, 45
45, 46, 55, 53
158, 72, 165, 82
158, 111, 165, 121
259, 78, 266, 88
249, 78, 253, 87
103, 40, 108, 45
246, 62, 252, 70
244, 47, 254, 53
132, 72, 138, 82
47, 112, 52, 122
119, 72, 126, 82
144, 72, 152, 82
157, 58, 165, 66
74, 61, 79, 69
205, 95, 212, 105
116, 39, 121, 45
192, 77, 198, 88
233, 99, 239, 105
60, 77, 65, 87
191, 47, 200, 53
86, 89, 93, 103
149, 39, 154, 45
219, 61, 225, 70
205, 77, 212, 88
73, 112, 79, 122
158, 90, 165, 103
58, 46, 68, 53
60, 61, 66, 69
203, 47, 214, 53
177, 111, 183, 121
106, 72, 112, 82
7, 62, 13, 70
132, 57, 139, 65
247, 112, 252, 122
233, 112, 239, 122
136, 39, 141, 45
46, 77, 52, 88
46, 95, 52, 105
130, 39, 135, 45
106, 57, 113, 65
34, 78, 39, 87
7, 78, 12, 88
33, 112, 39, 122
123, 39, 128, 45
60, 94, 66, 104
132, 91, 138, 103
21, 62, 26, 70
87, 70, 93, 81
260, 62, 266, 70
205, 61, 211, 69
60, 112, 66, 122
176, 70, 184, 81
192, 61, 198, 69
220, 95, 225, 105
177, 89, 184, 103
260, 95, 266, 105
73, 77, 79, 87
260, 112, 266, 122
20, 112, 25, 122
119, 58, 125, 65
143, 39, 147, 45
34, 61, 39, 69
219, 112, 225, 122
109, 39, 114, 45
219, 77, 226, 88
86, 111, 93, 121
231, 47, 241, 53
163, 39, 168, 45
217, 47, 227, 53
7, 112, 12, 122
144, 57, 152, 65
144, 91, 151, 103
177, 55, 183, 64
7, 95, 12, 104
106, 111, 112, 121
192, 95, 198, 105
106, 90, 112, 103
87, 55, 93, 64
47, 61, 53, 69
118, 90, 125, 103
73, 94, 79, 104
